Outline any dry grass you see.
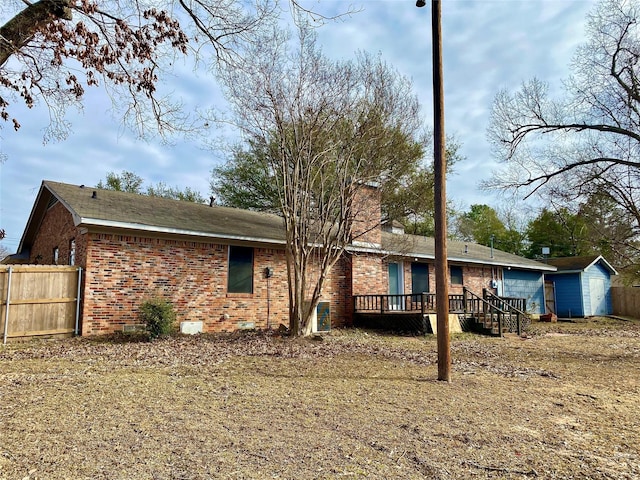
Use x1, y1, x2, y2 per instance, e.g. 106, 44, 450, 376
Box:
1, 317, 639, 479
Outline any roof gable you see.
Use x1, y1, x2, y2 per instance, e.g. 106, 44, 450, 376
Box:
18, 181, 287, 253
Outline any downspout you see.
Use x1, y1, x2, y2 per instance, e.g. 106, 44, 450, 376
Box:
266, 273, 271, 330
3, 266, 13, 345
74, 267, 82, 335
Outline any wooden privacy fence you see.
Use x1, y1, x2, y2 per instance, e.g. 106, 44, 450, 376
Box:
1, 265, 82, 343
611, 286, 640, 318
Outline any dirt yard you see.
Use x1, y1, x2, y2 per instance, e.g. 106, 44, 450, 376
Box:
1, 317, 639, 479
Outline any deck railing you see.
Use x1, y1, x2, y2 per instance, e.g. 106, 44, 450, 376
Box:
353, 289, 529, 336
353, 293, 435, 314
354, 292, 470, 314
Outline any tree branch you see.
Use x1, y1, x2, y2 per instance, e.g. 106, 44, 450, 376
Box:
0, 0, 72, 67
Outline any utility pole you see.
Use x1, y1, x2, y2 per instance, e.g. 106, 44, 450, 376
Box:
417, 0, 450, 381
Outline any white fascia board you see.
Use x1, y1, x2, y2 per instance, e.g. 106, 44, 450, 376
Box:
587, 256, 619, 275
447, 255, 557, 272
368, 247, 556, 272
78, 218, 287, 246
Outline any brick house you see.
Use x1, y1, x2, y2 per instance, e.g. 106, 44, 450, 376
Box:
12, 181, 554, 335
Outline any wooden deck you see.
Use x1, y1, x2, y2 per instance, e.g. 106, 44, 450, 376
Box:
352, 288, 529, 336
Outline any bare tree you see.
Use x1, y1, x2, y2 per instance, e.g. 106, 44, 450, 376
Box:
218, 24, 424, 335
1, 0, 353, 141
485, 0, 640, 253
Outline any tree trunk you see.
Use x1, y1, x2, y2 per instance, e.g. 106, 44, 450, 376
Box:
0, 0, 72, 67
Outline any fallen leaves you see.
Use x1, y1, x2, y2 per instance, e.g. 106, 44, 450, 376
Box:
0, 319, 639, 479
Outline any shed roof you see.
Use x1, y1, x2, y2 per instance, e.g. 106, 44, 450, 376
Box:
545, 255, 618, 275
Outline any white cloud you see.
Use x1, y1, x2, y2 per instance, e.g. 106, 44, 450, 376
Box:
0, 0, 597, 252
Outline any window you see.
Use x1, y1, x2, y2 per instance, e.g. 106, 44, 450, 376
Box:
450, 265, 463, 285
411, 262, 429, 293
53, 247, 59, 265
228, 246, 254, 293
69, 239, 76, 265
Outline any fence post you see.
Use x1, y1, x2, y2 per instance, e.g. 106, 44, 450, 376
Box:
3, 266, 13, 345
74, 267, 83, 336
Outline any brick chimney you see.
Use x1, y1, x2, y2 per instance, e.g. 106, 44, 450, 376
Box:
350, 182, 382, 248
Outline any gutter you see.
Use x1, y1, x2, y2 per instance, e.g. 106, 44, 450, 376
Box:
77, 217, 288, 247
345, 245, 556, 272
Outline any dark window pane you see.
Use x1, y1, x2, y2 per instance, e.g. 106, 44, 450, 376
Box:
450, 265, 463, 285
228, 246, 253, 293
411, 262, 429, 293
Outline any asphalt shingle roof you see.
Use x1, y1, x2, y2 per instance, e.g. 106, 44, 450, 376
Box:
545, 255, 617, 274
17, 181, 554, 272
381, 231, 555, 271
43, 180, 286, 243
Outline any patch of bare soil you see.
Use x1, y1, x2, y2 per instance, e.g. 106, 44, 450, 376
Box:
1, 318, 639, 479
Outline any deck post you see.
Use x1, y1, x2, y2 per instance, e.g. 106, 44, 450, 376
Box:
463, 287, 468, 316
421, 292, 426, 316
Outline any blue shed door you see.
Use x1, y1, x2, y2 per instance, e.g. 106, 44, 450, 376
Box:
589, 278, 606, 316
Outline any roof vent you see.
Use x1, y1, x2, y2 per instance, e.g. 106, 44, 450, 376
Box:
91, 191, 97, 199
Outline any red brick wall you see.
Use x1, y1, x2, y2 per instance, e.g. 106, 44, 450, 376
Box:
81, 234, 355, 335
448, 264, 498, 297
29, 202, 87, 267
327, 256, 351, 326
351, 253, 385, 296
401, 261, 499, 297
28, 202, 357, 335
84, 235, 276, 334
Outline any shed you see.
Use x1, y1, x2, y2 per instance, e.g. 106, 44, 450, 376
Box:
544, 255, 618, 317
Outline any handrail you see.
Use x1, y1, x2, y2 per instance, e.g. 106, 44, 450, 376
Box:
463, 288, 507, 314
464, 287, 508, 336
484, 289, 528, 316
483, 289, 528, 335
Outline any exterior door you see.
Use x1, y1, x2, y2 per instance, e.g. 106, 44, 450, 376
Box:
388, 262, 403, 309
544, 281, 556, 314
589, 278, 606, 316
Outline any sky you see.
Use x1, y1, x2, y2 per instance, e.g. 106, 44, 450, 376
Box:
0, 0, 597, 254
